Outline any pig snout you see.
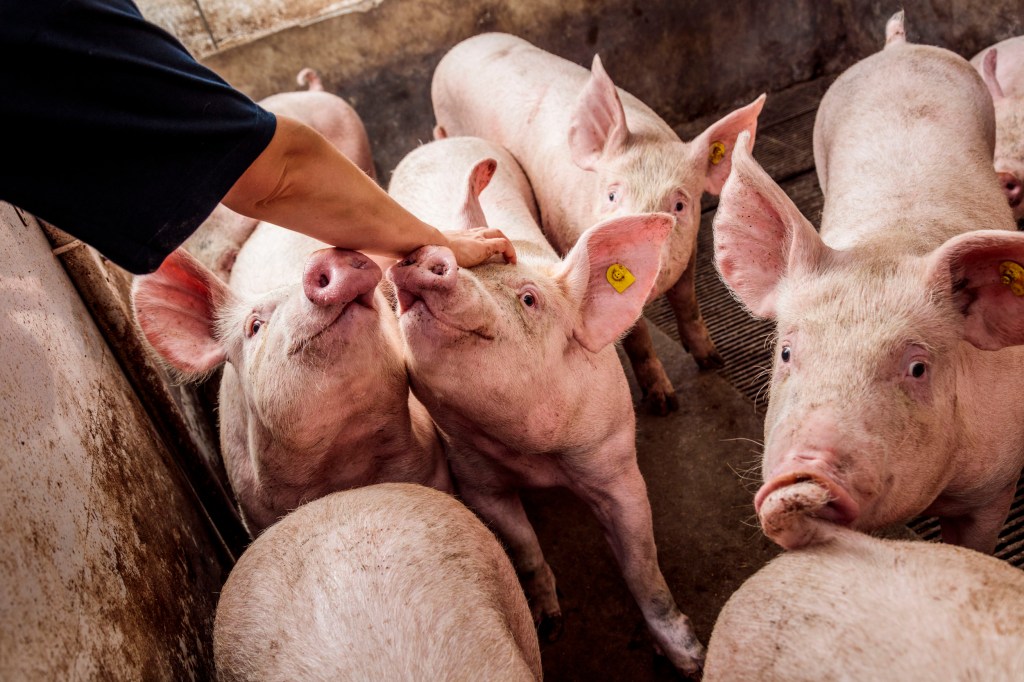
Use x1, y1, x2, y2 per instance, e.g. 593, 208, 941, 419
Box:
755, 464, 860, 550
387, 246, 459, 310
997, 171, 1023, 208
302, 248, 381, 308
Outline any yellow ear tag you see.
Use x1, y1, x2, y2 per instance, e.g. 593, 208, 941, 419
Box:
709, 141, 727, 166
606, 264, 636, 293
1000, 261, 1024, 296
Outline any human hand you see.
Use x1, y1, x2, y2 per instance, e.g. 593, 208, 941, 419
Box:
443, 227, 517, 267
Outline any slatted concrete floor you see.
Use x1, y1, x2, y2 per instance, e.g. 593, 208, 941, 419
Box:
647, 76, 1024, 568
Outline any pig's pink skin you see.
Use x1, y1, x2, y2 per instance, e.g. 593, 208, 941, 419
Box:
386, 136, 705, 675
214, 484, 542, 681
133, 243, 449, 535
715, 19, 1024, 554
183, 68, 377, 281
432, 33, 765, 414
971, 38, 1024, 219
703, 525, 1024, 681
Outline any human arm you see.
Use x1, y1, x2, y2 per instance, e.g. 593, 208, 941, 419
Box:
221, 115, 516, 266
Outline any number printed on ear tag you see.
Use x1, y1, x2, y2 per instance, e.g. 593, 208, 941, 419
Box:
606, 264, 636, 293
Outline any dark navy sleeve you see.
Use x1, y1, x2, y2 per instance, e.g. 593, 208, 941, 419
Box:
0, 0, 277, 273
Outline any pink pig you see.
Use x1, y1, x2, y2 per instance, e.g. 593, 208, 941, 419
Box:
704, 523, 1024, 680
132, 239, 449, 534
385, 135, 705, 676
432, 33, 764, 415
215, 484, 542, 681
971, 37, 1024, 220
713, 12, 1024, 553
184, 68, 378, 281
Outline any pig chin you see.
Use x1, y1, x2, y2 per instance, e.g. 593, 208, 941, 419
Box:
396, 290, 494, 343
286, 292, 377, 357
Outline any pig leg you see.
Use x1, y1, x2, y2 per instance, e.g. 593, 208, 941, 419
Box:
665, 248, 724, 370
938, 482, 1017, 554
623, 319, 679, 415
457, 484, 563, 641
571, 461, 705, 676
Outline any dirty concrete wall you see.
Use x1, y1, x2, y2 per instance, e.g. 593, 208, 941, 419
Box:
0, 203, 229, 679
135, 0, 1024, 179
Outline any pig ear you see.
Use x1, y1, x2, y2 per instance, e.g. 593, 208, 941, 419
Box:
456, 157, 497, 230
131, 249, 234, 375
692, 94, 766, 195
713, 130, 828, 319
981, 49, 1005, 100
925, 230, 1024, 349
568, 55, 629, 171
560, 213, 673, 352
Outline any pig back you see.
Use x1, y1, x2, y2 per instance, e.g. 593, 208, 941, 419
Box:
813, 43, 1009, 250
432, 34, 673, 251
213, 483, 542, 681
704, 528, 1024, 681
389, 136, 550, 251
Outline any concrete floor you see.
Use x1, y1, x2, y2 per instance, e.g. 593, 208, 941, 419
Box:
522, 324, 778, 680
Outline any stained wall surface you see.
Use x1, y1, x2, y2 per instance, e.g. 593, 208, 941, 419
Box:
0, 203, 229, 680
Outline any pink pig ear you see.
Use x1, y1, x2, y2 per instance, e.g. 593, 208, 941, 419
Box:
693, 94, 766, 195
456, 157, 497, 230
925, 230, 1024, 349
713, 130, 829, 319
568, 55, 629, 171
981, 48, 1005, 100
560, 213, 673, 352
131, 249, 235, 375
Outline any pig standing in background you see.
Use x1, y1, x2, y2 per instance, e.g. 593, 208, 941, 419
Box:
386, 135, 705, 676
713, 11, 1024, 553
214, 484, 543, 681
432, 33, 765, 415
184, 68, 378, 281
971, 37, 1024, 221
703, 524, 1024, 681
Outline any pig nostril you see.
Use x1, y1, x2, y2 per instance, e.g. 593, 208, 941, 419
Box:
318, 273, 329, 288
400, 257, 415, 267
431, 263, 447, 276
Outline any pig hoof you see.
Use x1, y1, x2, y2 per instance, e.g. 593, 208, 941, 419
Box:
642, 389, 680, 416
537, 612, 564, 642
694, 349, 725, 371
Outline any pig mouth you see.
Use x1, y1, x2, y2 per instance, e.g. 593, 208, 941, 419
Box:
395, 290, 494, 340
288, 291, 376, 356
754, 472, 860, 527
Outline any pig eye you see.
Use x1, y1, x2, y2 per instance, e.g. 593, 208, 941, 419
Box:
521, 292, 537, 308
673, 200, 685, 212
246, 318, 264, 337
607, 188, 619, 203
780, 346, 792, 363
908, 361, 927, 379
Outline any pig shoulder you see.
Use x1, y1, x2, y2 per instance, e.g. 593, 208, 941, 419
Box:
704, 530, 1024, 680
214, 484, 541, 681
